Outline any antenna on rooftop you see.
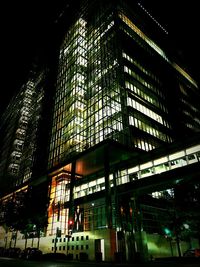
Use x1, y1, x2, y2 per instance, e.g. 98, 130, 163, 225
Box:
138, 2, 168, 34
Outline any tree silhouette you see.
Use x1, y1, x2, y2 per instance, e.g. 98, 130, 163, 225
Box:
0, 181, 49, 249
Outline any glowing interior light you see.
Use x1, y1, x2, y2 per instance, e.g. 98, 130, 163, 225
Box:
119, 12, 198, 88
172, 63, 198, 88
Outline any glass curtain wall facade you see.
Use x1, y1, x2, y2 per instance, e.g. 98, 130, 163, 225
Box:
0, 80, 35, 190
1, 0, 199, 262
49, 0, 200, 169
49, 18, 87, 168
18, 71, 46, 185
48, 1, 125, 169
46, 0, 200, 261
0, 70, 46, 193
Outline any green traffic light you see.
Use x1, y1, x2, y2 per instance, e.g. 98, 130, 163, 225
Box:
164, 227, 171, 235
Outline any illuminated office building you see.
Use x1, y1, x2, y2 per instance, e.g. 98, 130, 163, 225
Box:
48, 1, 199, 169
46, 0, 200, 261
0, 0, 200, 262
0, 74, 44, 189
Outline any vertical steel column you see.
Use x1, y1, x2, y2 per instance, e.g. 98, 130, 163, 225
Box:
130, 195, 148, 262
69, 161, 76, 221
104, 145, 112, 228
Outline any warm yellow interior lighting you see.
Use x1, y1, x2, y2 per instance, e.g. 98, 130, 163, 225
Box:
119, 12, 198, 88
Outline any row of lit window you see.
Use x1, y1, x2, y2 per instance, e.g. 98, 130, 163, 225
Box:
182, 114, 200, 130
71, 148, 200, 203
128, 149, 200, 182
87, 35, 114, 54
58, 52, 87, 80
57, 71, 85, 89
49, 140, 85, 163
135, 139, 156, 151
63, 33, 87, 53
23, 98, 32, 106
49, 118, 123, 158
49, 134, 84, 158
125, 80, 168, 114
24, 87, 34, 96
68, 34, 87, 49
50, 147, 200, 214
90, 67, 117, 86
67, 18, 86, 35
50, 125, 83, 147
124, 66, 164, 98
119, 12, 169, 63
52, 235, 89, 243
129, 115, 170, 142
63, 30, 86, 50
74, 180, 105, 199
57, 61, 86, 82
120, 12, 197, 88
62, 25, 87, 50
72, 46, 87, 59
88, 118, 123, 133
87, 20, 114, 46
13, 139, 24, 149
86, 132, 106, 146
122, 52, 161, 85
22, 174, 32, 184
87, 97, 121, 113
53, 107, 81, 125
181, 98, 199, 114
8, 163, 19, 174
11, 153, 21, 163
127, 96, 170, 128
181, 87, 199, 113
186, 123, 194, 129
54, 95, 85, 114
52, 244, 89, 252
88, 107, 119, 122
112, 170, 129, 186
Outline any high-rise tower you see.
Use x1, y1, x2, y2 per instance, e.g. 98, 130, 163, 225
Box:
0, 72, 45, 191
0, 0, 200, 262
45, 0, 200, 261
48, 0, 199, 169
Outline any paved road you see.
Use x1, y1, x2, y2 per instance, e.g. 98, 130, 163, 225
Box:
0, 257, 200, 267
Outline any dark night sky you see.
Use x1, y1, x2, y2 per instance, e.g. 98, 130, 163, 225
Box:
0, 0, 199, 115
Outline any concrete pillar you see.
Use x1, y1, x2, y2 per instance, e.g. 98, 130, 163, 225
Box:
130, 196, 149, 262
